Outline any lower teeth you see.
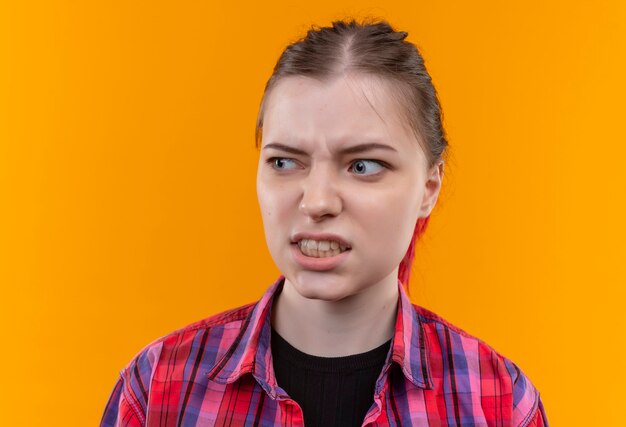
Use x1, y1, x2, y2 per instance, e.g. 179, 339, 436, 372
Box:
300, 247, 343, 258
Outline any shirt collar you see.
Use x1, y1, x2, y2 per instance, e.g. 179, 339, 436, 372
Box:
207, 276, 433, 397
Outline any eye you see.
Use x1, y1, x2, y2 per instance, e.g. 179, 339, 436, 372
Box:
350, 160, 385, 176
268, 157, 298, 170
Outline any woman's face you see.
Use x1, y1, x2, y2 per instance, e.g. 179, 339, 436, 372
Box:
256, 73, 443, 302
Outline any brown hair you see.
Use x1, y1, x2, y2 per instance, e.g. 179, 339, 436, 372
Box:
256, 19, 448, 290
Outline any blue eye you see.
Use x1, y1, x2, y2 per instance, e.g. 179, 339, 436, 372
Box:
269, 157, 298, 170
350, 160, 384, 175
268, 157, 386, 175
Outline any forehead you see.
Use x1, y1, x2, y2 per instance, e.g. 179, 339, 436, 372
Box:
261, 74, 418, 152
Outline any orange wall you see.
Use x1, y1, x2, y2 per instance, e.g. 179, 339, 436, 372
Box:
1, 1, 625, 425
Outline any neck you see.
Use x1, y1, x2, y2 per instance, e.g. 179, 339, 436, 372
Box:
270, 274, 399, 357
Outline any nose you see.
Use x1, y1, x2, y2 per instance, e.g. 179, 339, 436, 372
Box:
298, 167, 342, 222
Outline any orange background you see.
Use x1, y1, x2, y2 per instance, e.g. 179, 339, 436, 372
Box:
1, 1, 625, 426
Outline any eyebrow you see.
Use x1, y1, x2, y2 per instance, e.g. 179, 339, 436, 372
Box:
262, 142, 398, 155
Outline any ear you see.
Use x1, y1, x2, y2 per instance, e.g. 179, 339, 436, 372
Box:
418, 160, 444, 218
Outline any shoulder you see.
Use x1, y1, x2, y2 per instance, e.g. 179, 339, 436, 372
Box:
414, 304, 543, 426
118, 302, 255, 383
102, 303, 256, 425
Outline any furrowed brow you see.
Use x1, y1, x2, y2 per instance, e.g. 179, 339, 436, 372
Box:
263, 142, 397, 156
339, 143, 398, 155
263, 143, 308, 156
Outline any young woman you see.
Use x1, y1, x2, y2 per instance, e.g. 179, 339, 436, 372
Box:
101, 20, 549, 427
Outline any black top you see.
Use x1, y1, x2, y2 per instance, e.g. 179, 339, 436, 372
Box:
271, 328, 392, 427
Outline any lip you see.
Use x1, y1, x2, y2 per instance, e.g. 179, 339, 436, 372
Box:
290, 242, 351, 271
290, 232, 352, 249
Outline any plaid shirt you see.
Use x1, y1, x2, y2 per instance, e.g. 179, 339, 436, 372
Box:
101, 277, 548, 426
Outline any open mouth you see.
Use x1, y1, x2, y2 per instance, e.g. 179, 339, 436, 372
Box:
296, 239, 351, 258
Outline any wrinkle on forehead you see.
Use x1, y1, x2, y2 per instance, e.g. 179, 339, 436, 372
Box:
330, 73, 420, 153
343, 73, 390, 128
343, 73, 421, 148
261, 73, 420, 158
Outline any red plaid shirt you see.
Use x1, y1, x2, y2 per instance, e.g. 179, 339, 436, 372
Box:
101, 277, 548, 426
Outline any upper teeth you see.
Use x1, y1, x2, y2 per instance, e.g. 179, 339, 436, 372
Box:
298, 239, 348, 251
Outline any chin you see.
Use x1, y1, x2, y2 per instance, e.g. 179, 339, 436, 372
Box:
290, 271, 355, 302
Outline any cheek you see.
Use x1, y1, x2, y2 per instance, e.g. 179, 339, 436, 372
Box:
357, 183, 419, 219
257, 181, 296, 235
351, 186, 420, 250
